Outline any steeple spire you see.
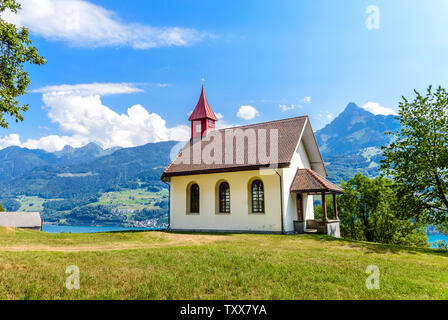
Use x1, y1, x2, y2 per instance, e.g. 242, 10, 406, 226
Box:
189, 85, 218, 122
189, 85, 218, 138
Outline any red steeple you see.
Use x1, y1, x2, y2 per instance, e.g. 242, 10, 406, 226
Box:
189, 86, 218, 138
189, 86, 218, 121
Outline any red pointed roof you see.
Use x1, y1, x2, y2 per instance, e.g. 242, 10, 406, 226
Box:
188, 86, 218, 121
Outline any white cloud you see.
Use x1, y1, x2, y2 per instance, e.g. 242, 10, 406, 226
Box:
0, 83, 190, 152
0, 134, 22, 149
279, 104, 302, 112
361, 102, 398, 116
215, 119, 234, 130
23, 135, 81, 152
205, 112, 233, 130
33, 83, 144, 96
237, 105, 260, 120
303, 96, 311, 103
2, 0, 207, 49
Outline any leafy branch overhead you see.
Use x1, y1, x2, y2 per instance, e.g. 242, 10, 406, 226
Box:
381, 85, 448, 224
0, 0, 46, 128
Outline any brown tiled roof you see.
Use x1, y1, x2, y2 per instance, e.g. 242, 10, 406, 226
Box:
290, 169, 344, 194
162, 116, 309, 178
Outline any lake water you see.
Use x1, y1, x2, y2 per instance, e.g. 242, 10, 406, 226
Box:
427, 234, 448, 248
42, 225, 164, 234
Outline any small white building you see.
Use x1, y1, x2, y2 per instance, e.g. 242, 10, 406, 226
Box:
162, 87, 343, 236
0, 212, 42, 231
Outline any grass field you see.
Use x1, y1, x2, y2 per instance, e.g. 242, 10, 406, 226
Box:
16, 195, 50, 212
0, 227, 447, 300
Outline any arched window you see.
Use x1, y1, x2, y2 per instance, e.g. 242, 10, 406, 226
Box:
190, 184, 200, 213
251, 180, 264, 213
219, 182, 230, 213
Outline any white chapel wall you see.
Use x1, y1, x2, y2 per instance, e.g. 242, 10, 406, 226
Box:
170, 170, 282, 232
282, 139, 315, 232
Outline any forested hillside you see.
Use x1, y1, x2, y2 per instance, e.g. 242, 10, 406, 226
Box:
0, 141, 177, 227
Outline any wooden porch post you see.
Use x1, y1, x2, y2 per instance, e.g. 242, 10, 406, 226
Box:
297, 194, 304, 222
332, 193, 338, 220
321, 192, 327, 221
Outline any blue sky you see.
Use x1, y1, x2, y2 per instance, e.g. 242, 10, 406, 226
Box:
1, 0, 448, 151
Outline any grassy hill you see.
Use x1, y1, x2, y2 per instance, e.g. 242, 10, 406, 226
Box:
0, 228, 446, 300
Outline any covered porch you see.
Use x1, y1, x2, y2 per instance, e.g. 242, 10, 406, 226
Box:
289, 169, 344, 238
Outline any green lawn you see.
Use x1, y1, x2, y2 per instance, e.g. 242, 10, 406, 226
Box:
0, 227, 446, 300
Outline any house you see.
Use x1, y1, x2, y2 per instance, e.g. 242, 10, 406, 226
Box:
0, 212, 43, 231
161, 86, 343, 236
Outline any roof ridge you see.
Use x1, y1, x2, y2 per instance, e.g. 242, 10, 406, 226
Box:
215, 115, 309, 132
306, 168, 342, 190
290, 168, 344, 194
305, 168, 327, 189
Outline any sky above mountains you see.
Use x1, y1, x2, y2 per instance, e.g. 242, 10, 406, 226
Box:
1, 0, 447, 151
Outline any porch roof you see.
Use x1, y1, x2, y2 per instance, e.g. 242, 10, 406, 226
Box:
290, 169, 344, 194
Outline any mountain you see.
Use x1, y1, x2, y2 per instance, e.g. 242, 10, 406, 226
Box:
0, 143, 121, 183
0, 146, 59, 182
0, 141, 177, 199
315, 103, 400, 156
315, 103, 400, 183
54, 142, 121, 165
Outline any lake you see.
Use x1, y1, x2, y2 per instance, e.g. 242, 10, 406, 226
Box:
427, 234, 448, 248
43, 225, 164, 233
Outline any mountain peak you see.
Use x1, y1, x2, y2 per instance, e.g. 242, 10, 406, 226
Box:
341, 102, 373, 118
344, 102, 373, 115
315, 102, 400, 156
345, 102, 360, 110
81, 142, 103, 151
62, 145, 74, 152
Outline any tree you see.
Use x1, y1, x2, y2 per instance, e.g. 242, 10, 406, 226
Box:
381, 86, 448, 226
1, 0, 46, 128
0, 198, 20, 211
0, 202, 5, 212
315, 173, 428, 246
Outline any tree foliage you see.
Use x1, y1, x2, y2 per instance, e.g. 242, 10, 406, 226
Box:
0, 202, 5, 212
0, 198, 19, 211
0, 0, 46, 128
316, 173, 428, 247
381, 86, 448, 226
